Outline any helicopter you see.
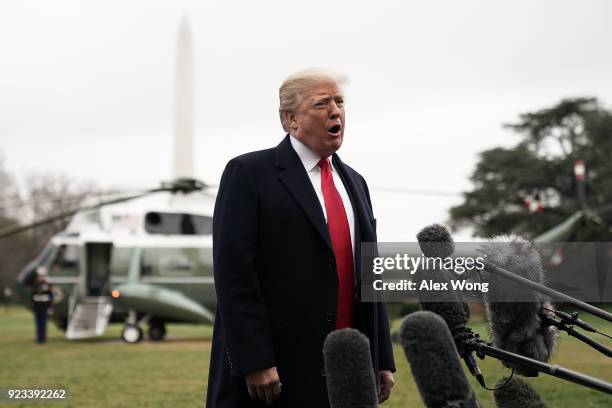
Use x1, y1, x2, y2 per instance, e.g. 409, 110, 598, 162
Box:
530, 161, 612, 243
3, 178, 218, 343
526, 161, 612, 302
0, 17, 224, 343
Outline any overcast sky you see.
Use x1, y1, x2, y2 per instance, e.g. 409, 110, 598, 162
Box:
2, 0, 611, 240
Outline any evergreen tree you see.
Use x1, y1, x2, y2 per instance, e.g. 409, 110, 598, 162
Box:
450, 98, 612, 239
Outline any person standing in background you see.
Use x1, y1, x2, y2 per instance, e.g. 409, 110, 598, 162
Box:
31, 271, 53, 344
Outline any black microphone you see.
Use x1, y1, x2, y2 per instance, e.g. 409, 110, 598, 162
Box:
416, 224, 468, 321
493, 376, 548, 408
399, 311, 480, 408
323, 328, 378, 408
553, 309, 597, 333
416, 224, 485, 388
416, 223, 455, 259
480, 235, 557, 376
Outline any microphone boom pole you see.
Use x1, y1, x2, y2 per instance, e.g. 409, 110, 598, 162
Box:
541, 315, 612, 357
484, 260, 612, 323
465, 336, 612, 395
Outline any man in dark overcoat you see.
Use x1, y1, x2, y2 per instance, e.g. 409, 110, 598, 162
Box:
206, 68, 395, 407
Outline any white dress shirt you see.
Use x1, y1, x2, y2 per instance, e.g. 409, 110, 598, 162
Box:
290, 135, 356, 255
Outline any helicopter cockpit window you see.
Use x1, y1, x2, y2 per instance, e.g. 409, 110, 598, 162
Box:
47, 244, 79, 277
144, 212, 212, 235
141, 248, 212, 277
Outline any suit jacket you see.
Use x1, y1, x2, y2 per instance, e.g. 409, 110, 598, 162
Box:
206, 135, 395, 408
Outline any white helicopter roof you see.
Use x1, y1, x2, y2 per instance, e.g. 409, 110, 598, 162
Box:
65, 189, 216, 237
50, 232, 212, 248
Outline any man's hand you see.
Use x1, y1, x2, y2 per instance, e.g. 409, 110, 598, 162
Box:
245, 367, 282, 405
378, 370, 394, 404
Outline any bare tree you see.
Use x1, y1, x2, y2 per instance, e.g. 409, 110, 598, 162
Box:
0, 154, 100, 286
21, 172, 97, 254
0, 154, 30, 288
0, 154, 21, 220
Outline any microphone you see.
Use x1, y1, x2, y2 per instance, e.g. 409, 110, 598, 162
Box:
551, 309, 597, 333
323, 328, 378, 408
480, 235, 557, 376
416, 224, 485, 387
416, 223, 455, 259
493, 376, 548, 408
399, 311, 480, 408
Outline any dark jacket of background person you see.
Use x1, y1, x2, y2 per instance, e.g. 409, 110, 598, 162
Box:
206, 135, 395, 408
31, 281, 53, 311
31, 278, 53, 343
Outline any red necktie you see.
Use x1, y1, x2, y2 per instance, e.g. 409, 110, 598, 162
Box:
318, 158, 354, 329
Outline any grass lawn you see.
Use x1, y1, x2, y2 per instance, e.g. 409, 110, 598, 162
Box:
1, 306, 611, 407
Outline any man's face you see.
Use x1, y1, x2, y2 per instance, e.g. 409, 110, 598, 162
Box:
289, 81, 345, 158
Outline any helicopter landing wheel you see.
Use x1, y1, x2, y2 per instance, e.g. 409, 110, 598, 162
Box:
121, 324, 144, 344
148, 323, 167, 341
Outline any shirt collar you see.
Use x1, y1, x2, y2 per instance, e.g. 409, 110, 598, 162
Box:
289, 135, 334, 173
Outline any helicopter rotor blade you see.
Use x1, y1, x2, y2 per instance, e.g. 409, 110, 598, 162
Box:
0, 177, 213, 240
372, 186, 460, 197
0, 190, 133, 213
0, 189, 164, 240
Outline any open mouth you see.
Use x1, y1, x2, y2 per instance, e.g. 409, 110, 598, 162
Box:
327, 124, 341, 135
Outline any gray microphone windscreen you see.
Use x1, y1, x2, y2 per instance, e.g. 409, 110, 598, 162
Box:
481, 235, 557, 375
323, 328, 378, 408
493, 376, 548, 408
416, 223, 455, 258
399, 311, 479, 408
416, 224, 469, 331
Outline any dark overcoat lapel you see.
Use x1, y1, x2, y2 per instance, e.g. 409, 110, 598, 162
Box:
276, 138, 334, 253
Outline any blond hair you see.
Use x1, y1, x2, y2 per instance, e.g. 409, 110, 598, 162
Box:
278, 68, 348, 132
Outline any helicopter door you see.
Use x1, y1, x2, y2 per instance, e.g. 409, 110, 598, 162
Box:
84, 242, 112, 296
66, 241, 114, 340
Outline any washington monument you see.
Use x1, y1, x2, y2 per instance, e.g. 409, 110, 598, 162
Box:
174, 17, 194, 178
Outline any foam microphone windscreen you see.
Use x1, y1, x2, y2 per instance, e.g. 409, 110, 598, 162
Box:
416, 224, 469, 328
399, 311, 479, 408
323, 328, 378, 408
416, 223, 455, 259
493, 376, 548, 408
480, 235, 557, 375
